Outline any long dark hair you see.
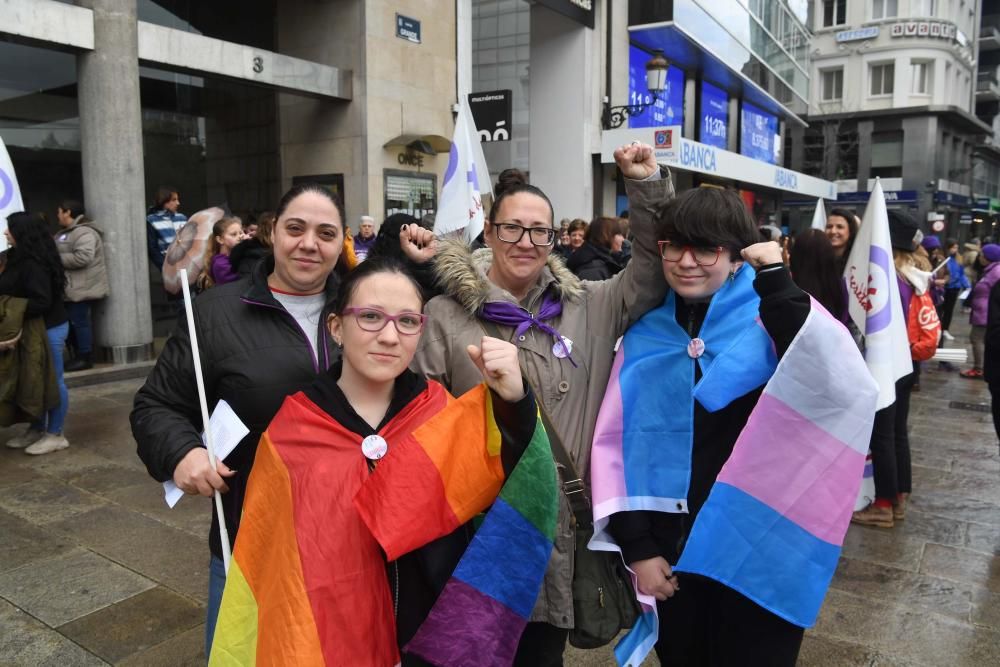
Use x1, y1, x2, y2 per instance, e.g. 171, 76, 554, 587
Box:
6, 212, 67, 298
790, 229, 846, 319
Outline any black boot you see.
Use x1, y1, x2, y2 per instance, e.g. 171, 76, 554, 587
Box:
64, 354, 93, 372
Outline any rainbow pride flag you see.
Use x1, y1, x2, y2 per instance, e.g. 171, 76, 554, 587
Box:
590, 301, 878, 666
209, 382, 557, 667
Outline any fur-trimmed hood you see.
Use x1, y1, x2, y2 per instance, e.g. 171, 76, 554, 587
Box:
432, 238, 584, 314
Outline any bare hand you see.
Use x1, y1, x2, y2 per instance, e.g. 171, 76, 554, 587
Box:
613, 142, 658, 180
399, 224, 438, 263
172, 448, 235, 496
631, 556, 679, 601
740, 241, 784, 269
466, 336, 525, 403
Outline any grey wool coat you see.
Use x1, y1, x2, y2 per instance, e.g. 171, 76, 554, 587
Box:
412, 173, 674, 628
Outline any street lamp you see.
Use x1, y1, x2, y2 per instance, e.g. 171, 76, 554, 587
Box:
602, 49, 670, 130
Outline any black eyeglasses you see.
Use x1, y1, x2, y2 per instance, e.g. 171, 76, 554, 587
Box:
657, 241, 725, 267
494, 222, 556, 247
341, 307, 427, 335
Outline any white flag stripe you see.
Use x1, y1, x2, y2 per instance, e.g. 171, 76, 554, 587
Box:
842, 181, 913, 409
434, 102, 491, 244
0, 137, 25, 252
811, 198, 827, 231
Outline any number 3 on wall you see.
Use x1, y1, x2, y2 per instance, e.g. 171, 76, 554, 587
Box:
252, 56, 264, 74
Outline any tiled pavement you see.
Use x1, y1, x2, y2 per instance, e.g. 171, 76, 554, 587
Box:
1, 325, 999, 665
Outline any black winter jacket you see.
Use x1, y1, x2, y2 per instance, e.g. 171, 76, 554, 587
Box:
984, 279, 1000, 384
565, 242, 624, 281
131, 255, 340, 558
0, 250, 68, 329
229, 238, 270, 279
607, 266, 810, 565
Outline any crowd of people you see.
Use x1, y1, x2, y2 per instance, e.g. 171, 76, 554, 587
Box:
2, 142, 999, 666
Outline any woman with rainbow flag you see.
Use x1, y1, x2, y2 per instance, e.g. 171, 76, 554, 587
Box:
589, 187, 878, 666
209, 256, 559, 667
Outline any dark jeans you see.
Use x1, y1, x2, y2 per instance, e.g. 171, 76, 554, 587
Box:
205, 555, 226, 657
990, 382, 1000, 448
513, 622, 568, 667
869, 373, 915, 500
65, 300, 95, 356
654, 574, 803, 667
941, 287, 961, 332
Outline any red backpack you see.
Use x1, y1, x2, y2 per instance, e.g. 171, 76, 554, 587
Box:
907, 290, 941, 361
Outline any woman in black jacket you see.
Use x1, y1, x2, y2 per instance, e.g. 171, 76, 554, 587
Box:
565, 216, 625, 281
1, 212, 70, 455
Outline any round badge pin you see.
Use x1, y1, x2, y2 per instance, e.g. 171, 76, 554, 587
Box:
552, 337, 573, 359
687, 338, 705, 359
361, 434, 388, 460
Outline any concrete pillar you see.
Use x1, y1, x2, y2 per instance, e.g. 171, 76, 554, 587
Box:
856, 119, 874, 191
727, 97, 739, 153
78, 0, 153, 363
683, 77, 696, 139
529, 5, 593, 221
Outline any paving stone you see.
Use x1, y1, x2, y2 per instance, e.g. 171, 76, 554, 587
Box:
14, 445, 123, 479
0, 599, 107, 666
814, 588, 1000, 665
891, 508, 967, 547
0, 549, 155, 626
0, 458, 44, 488
59, 586, 204, 664
964, 522, 1000, 556
0, 508, 77, 574
61, 463, 157, 497
0, 480, 107, 525
911, 466, 1000, 505
105, 481, 212, 538
48, 505, 210, 603
919, 543, 1000, 593
830, 557, 972, 621
908, 491, 1000, 526
970, 587, 1000, 632
841, 524, 926, 571
117, 625, 206, 667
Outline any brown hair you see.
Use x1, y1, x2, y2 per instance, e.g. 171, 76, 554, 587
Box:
586, 217, 622, 250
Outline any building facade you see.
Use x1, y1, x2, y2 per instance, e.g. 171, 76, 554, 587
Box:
790, 0, 991, 236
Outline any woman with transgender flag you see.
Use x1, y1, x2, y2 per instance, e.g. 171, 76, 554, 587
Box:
589, 187, 878, 666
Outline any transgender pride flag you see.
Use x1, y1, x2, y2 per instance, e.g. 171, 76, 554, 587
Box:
435, 102, 492, 244
590, 301, 878, 667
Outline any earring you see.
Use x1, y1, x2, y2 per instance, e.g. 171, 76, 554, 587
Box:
728, 267, 736, 282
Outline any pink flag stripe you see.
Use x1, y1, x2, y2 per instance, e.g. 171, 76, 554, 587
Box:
590, 345, 627, 505
716, 392, 866, 545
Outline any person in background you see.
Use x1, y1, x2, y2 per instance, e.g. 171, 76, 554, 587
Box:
567, 219, 587, 252
230, 211, 275, 279
962, 244, 1000, 380
354, 215, 377, 262
54, 200, 109, 372
788, 229, 848, 324
146, 186, 187, 271
983, 274, 1000, 451
243, 217, 259, 239
920, 236, 949, 320
963, 239, 982, 305
198, 216, 246, 289
611, 221, 632, 268
825, 208, 858, 270
941, 238, 969, 342
2, 212, 71, 455
565, 216, 625, 281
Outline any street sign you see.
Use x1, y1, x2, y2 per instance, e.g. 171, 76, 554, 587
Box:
396, 14, 421, 44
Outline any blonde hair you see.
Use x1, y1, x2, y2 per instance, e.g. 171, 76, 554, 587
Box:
198, 216, 241, 290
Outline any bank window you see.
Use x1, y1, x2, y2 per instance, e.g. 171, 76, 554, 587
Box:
910, 61, 931, 94
822, 0, 846, 27
870, 62, 895, 96
872, 0, 898, 19
913, 0, 937, 16
821, 68, 844, 101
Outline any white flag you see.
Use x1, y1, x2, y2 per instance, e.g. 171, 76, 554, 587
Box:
843, 181, 913, 409
0, 137, 25, 253
435, 102, 492, 244
810, 198, 827, 230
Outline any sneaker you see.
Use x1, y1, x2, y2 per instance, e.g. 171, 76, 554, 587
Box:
893, 493, 909, 522
851, 503, 894, 528
5, 428, 44, 449
960, 368, 984, 379
943, 330, 955, 341
25, 433, 69, 456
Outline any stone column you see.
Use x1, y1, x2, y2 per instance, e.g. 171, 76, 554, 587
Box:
77, 0, 153, 363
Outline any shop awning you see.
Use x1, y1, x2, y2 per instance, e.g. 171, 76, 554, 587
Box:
383, 134, 452, 156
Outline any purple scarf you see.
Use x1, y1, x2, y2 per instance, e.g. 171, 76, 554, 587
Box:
478, 291, 577, 367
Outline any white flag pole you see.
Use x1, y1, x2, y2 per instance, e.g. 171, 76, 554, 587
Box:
179, 269, 232, 572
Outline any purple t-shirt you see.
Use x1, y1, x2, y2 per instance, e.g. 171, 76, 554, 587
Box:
210, 253, 240, 286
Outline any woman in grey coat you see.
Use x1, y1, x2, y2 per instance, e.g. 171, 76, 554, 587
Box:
55, 200, 109, 371
410, 143, 672, 665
